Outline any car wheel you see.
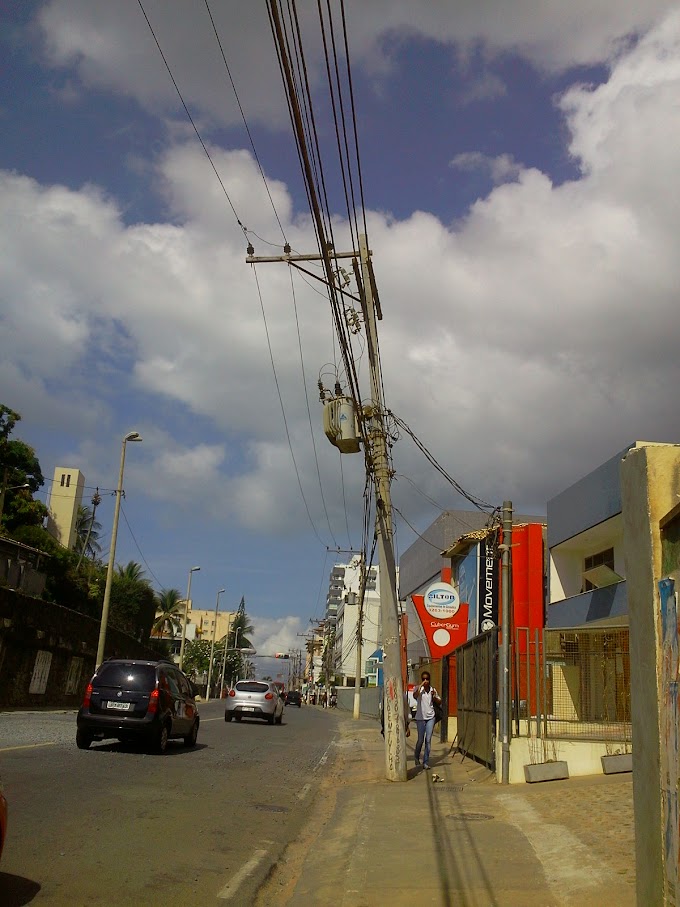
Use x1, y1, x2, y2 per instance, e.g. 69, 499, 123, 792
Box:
152, 723, 169, 754
76, 730, 92, 750
297, 703, 302, 708
275, 712, 283, 725
184, 720, 199, 747
267, 713, 275, 725
235, 714, 242, 722
225, 712, 233, 722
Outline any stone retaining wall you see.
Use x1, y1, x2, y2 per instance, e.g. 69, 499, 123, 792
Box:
0, 587, 160, 708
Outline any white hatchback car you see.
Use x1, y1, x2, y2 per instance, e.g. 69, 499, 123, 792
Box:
224, 680, 284, 725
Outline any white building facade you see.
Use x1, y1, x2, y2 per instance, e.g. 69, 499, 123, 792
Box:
330, 558, 384, 687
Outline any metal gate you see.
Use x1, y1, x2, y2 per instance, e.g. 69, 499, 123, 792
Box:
456, 629, 498, 770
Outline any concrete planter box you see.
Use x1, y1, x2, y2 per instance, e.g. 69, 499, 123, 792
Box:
524, 761, 569, 783
601, 753, 632, 775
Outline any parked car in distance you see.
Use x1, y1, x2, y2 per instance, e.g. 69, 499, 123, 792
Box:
0, 777, 7, 862
286, 690, 302, 707
76, 659, 200, 754
224, 680, 284, 724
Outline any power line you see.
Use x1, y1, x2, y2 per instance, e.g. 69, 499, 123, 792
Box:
387, 409, 496, 512
136, 0, 247, 237
203, 0, 287, 244
119, 502, 164, 589
251, 264, 327, 546
288, 266, 338, 547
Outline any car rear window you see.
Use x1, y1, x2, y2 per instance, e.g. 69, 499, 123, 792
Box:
235, 681, 269, 693
93, 663, 156, 692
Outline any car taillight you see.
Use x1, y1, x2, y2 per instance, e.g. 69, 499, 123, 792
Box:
147, 689, 159, 714
265, 692, 274, 700
228, 689, 236, 697
82, 683, 93, 708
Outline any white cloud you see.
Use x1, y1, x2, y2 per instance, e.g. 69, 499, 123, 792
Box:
249, 615, 304, 666
450, 152, 523, 184
4, 8, 680, 537
34, 0, 679, 129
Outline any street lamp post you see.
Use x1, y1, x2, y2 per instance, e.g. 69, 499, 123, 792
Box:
205, 588, 225, 701
0, 479, 30, 526
220, 625, 242, 692
96, 432, 142, 668
179, 565, 200, 671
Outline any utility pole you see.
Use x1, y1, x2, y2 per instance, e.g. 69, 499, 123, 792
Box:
352, 559, 367, 720
359, 234, 406, 781
499, 501, 513, 784
76, 487, 102, 571
246, 234, 406, 779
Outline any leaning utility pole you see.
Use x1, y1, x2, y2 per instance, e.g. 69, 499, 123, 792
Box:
245, 233, 408, 779
358, 234, 406, 781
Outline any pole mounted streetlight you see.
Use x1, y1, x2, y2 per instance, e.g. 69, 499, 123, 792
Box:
205, 588, 225, 701
96, 431, 143, 667
179, 566, 201, 671
0, 480, 31, 526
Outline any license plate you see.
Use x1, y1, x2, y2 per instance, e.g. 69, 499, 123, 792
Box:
107, 701, 132, 711
241, 707, 255, 712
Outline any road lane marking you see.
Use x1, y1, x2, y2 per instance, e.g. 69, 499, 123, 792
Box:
217, 842, 274, 900
297, 783, 312, 800
0, 742, 56, 753
199, 717, 225, 722
313, 742, 332, 772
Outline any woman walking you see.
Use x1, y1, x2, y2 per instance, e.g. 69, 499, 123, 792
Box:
413, 671, 440, 769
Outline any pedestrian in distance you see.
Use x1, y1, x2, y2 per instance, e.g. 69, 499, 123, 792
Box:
413, 671, 440, 770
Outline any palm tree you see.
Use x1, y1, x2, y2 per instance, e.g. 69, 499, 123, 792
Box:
229, 596, 254, 649
116, 561, 149, 584
152, 588, 184, 639
75, 504, 102, 561
225, 596, 255, 685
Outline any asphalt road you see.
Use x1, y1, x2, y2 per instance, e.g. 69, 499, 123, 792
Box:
0, 700, 343, 906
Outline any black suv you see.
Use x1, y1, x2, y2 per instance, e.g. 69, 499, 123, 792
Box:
76, 659, 199, 754
286, 690, 302, 707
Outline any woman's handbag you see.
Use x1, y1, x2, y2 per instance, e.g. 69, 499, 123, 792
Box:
433, 697, 443, 724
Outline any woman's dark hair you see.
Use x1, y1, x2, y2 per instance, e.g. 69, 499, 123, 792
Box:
421, 671, 430, 680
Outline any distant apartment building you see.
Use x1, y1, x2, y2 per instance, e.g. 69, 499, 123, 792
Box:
328, 559, 386, 687
46, 466, 85, 549
187, 606, 235, 644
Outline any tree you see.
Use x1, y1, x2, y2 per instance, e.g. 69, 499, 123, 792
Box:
75, 503, 102, 560
152, 588, 184, 638
225, 596, 254, 684
229, 596, 254, 649
109, 561, 156, 641
0, 404, 47, 532
115, 561, 148, 584
183, 639, 217, 679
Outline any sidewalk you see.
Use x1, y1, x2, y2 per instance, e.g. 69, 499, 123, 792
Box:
258, 714, 636, 907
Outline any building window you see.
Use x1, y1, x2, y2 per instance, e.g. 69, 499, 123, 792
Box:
583, 548, 615, 592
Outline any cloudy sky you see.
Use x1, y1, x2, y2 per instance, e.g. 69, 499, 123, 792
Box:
2, 1, 679, 663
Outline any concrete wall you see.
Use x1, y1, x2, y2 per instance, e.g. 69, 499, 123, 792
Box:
504, 735, 629, 784
0, 587, 162, 708
335, 684, 382, 718
621, 443, 680, 906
